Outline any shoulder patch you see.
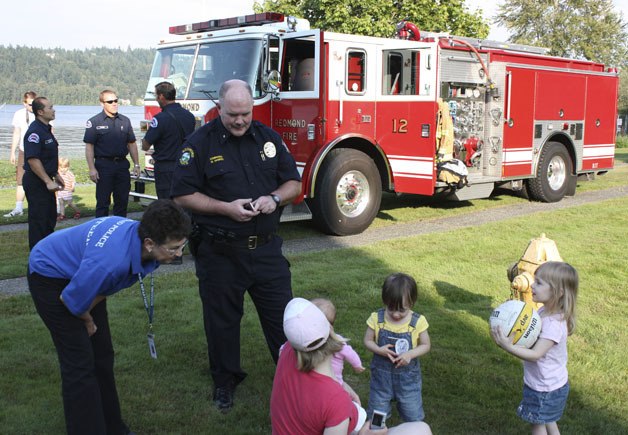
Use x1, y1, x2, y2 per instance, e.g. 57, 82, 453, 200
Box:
85, 120, 92, 128
150, 118, 158, 128
179, 147, 195, 166
27, 133, 40, 144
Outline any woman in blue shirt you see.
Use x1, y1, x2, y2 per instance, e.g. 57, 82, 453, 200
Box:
28, 199, 191, 435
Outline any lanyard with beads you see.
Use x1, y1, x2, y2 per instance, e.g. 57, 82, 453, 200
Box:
138, 273, 157, 359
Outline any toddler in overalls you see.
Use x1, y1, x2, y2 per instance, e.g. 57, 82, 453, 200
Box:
363, 272, 431, 422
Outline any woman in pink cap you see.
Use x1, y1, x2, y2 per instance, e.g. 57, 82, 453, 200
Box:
270, 297, 432, 435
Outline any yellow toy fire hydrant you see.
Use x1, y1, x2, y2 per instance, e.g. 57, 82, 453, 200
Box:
507, 233, 562, 309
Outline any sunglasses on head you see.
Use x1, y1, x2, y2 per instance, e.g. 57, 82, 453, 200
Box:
104, 99, 119, 104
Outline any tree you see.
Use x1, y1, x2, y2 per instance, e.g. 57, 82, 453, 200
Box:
618, 68, 628, 116
495, 0, 628, 68
0, 46, 153, 105
253, 0, 490, 38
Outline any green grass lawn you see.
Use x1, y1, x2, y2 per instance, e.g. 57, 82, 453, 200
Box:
0, 151, 626, 280
0, 156, 150, 225
1, 194, 627, 433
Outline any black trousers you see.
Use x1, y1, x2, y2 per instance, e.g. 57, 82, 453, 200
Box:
28, 272, 126, 435
23, 171, 57, 249
195, 235, 293, 388
153, 161, 175, 199
94, 159, 130, 218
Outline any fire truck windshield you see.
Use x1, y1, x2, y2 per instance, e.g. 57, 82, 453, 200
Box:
144, 39, 263, 101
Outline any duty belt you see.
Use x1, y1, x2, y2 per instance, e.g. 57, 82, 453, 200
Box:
96, 156, 127, 162
202, 228, 273, 250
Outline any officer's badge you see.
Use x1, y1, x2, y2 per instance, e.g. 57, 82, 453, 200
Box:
86, 120, 92, 128
150, 118, 158, 128
27, 133, 40, 143
179, 147, 195, 166
263, 142, 276, 158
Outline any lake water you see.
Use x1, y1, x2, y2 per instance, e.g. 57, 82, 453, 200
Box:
0, 104, 145, 158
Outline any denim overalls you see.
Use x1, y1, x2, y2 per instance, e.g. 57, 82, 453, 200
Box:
367, 309, 424, 422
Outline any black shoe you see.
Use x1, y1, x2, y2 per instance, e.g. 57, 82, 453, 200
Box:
213, 383, 235, 414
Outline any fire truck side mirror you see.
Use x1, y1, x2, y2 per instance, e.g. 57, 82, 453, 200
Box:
264, 70, 282, 95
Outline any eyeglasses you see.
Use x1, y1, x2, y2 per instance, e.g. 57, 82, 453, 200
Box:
104, 99, 119, 104
159, 240, 188, 255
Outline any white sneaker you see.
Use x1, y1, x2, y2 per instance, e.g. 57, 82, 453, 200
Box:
3, 209, 23, 218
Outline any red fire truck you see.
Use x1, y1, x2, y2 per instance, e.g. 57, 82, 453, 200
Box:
136, 12, 618, 235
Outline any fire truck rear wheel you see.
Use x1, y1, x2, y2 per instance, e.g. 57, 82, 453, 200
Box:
527, 141, 572, 203
310, 149, 382, 236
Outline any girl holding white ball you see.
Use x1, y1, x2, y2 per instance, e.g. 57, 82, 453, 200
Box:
491, 261, 579, 435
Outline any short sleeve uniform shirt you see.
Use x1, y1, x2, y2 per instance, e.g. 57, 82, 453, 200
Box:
170, 118, 301, 235
23, 119, 59, 174
83, 111, 136, 157
143, 103, 196, 162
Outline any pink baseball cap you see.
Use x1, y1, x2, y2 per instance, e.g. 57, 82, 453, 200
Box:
283, 298, 330, 352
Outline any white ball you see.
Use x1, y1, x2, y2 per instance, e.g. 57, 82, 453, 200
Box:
490, 300, 542, 348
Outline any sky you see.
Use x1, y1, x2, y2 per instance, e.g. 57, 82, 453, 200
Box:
1, 0, 627, 50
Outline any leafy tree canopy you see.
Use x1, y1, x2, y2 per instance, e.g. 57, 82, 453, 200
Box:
495, 0, 628, 68
619, 69, 628, 115
0, 46, 153, 105
254, 0, 490, 38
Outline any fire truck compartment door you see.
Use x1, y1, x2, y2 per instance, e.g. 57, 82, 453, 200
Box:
502, 67, 535, 178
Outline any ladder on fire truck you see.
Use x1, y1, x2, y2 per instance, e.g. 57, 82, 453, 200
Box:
418, 28, 550, 56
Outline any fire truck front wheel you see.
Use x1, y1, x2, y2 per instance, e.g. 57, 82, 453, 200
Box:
310, 149, 382, 236
527, 141, 572, 203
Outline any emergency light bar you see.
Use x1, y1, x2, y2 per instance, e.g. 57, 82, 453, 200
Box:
169, 12, 285, 35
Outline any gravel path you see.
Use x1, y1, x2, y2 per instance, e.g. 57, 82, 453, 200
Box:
1, 185, 626, 298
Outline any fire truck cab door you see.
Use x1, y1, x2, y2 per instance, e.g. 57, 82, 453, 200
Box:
272, 31, 323, 169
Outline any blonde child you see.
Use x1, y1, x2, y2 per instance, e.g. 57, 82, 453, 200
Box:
311, 298, 365, 385
57, 157, 80, 221
364, 273, 431, 422
491, 261, 578, 435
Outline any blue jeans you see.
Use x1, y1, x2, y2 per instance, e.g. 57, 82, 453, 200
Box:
367, 312, 424, 422
517, 382, 570, 424
368, 363, 424, 422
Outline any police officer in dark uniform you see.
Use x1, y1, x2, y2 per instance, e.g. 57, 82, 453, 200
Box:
84, 89, 140, 217
171, 80, 302, 413
141, 81, 195, 199
23, 97, 64, 249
